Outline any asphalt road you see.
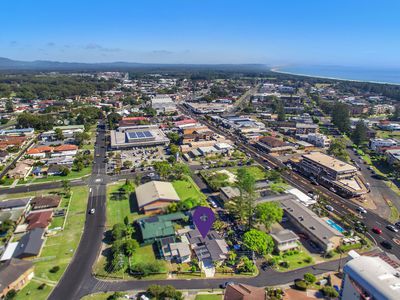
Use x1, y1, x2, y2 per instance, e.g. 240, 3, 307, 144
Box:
49, 121, 108, 300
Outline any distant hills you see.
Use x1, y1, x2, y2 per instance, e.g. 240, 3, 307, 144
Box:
0, 57, 268, 72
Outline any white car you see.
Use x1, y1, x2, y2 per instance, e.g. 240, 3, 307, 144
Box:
89, 208, 95, 214
325, 205, 334, 212
356, 206, 367, 214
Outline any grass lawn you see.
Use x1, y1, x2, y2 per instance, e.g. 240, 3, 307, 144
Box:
106, 181, 141, 227
195, 294, 223, 300
0, 189, 61, 201
81, 293, 114, 300
15, 186, 89, 300
230, 166, 267, 181
173, 176, 207, 201
268, 247, 314, 272
18, 167, 92, 185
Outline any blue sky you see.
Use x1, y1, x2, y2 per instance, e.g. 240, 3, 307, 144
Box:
1, 0, 400, 66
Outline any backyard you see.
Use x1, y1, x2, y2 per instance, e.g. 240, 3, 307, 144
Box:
15, 186, 89, 300
172, 176, 207, 202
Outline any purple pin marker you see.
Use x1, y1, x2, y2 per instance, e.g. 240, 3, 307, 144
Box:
193, 206, 215, 238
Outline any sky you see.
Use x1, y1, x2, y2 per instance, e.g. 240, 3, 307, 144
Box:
1, 0, 400, 67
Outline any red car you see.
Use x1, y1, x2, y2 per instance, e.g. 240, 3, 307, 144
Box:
372, 227, 382, 234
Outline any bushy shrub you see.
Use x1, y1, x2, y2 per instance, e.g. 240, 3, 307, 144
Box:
294, 280, 307, 291
304, 272, 316, 284
321, 286, 339, 298
304, 256, 313, 263
49, 266, 60, 273
279, 261, 289, 268
38, 283, 46, 290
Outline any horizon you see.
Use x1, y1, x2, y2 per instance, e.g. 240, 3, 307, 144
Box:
2, 0, 400, 67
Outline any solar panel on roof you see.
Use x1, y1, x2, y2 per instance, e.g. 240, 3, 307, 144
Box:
144, 131, 152, 137
137, 132, 145, 138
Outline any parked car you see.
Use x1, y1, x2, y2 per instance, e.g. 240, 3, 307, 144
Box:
325, 205, 334, 212
386, 225, 399, 233
89, 208, 95, 215
220, 281, 234, 289
356, 206, 367, 214
372, 227, 382, 234
381, 240, 393, 250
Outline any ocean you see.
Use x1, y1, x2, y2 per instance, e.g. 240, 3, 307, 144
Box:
273, 65, 400, 85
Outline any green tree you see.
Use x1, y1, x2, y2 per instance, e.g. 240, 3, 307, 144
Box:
107, 292, 124, 300
153, 161, 172, 180
125, 239, 139, 257
4, 289, 17, 300
352, 120, 368, 146
167, 132, 180, 145
331, 102, 350, 133
237, 256, 256, 273
321, 286, 339, 298
74, 131, 90, 147
54, 128, 64, 140
123, 160, 133, 169
255, 201, 283, 230
243, 229, 274, 255
111, 223, 125, 241
5, 99, 14, 113
227, 168, 256, 228
169, 144, 180, 157
328, 138, 350, 162
304, 272, 317, 284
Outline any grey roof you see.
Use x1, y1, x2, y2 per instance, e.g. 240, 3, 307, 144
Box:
0, 258, 33, 291
270, 229, 299, 244
0, 197, 31, 210
220, 186, 240, 199
13, 228, 45, 258
186, 229, 229, 262
0, 208, 25, 223
344, 255, 400, 300
280, 198, 343, 242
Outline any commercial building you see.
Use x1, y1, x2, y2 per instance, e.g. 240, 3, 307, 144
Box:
110, 125, 170, 149
295, 123, 319, 134
341, 253, 400, 300
296, 133, 331, 148
295, 152, 368, 197
0, 128, 34, 136
256, 136, 294, 154
0, 259, 34, 298
135, 181, 181, 215
280, 198, 343, 252
151, 95, 177, 115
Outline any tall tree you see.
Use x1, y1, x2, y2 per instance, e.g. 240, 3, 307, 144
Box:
243, 229, 274, 255
328, 138, 350, 162
331, 102, 351, 133
227, 168, 256, 228
352, 120, 368, 146
255, 202, 283, 231
5, 99, 14, 113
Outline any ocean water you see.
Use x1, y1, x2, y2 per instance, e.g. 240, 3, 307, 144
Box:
274, 65, 400, 85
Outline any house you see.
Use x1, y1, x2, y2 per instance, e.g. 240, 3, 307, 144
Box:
186, 229, 229, 273
0, 128, 34, 136
0, 150, 9, 163
386, 149, 400, 165
295, 123, 319, 134
137, 212, 186, 244
7, 159, 34, 179
220, 186, 240, 202
256, 136, 294, 154
26, 211, 53, 230
31, 195, 61, 210
0, 198, 31, 211
224, 283, 266, 300
270, 229, 300, 253
13, 228, 45, 259
157, 236, 191, 263
370, 138, 398, 152
0, 259, 34, 298
26, 146, 53, 158
52, 144, 78, 157
135, 181, 181, 215
47, 164, 65, 176
280, 198, 343, 252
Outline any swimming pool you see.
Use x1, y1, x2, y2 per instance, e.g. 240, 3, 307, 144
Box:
326, 219, 345, 233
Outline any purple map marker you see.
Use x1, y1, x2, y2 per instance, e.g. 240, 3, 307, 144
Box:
193, 206, 215, 238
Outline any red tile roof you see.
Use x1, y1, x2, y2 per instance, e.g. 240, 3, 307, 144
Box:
27, 146, 53, 155
259, 136, 286, 148
26, 211, 53, 230
54, 144, 78, 152
224, 284, 266, 300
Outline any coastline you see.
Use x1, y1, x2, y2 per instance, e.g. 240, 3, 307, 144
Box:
270, 67, 400, 86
